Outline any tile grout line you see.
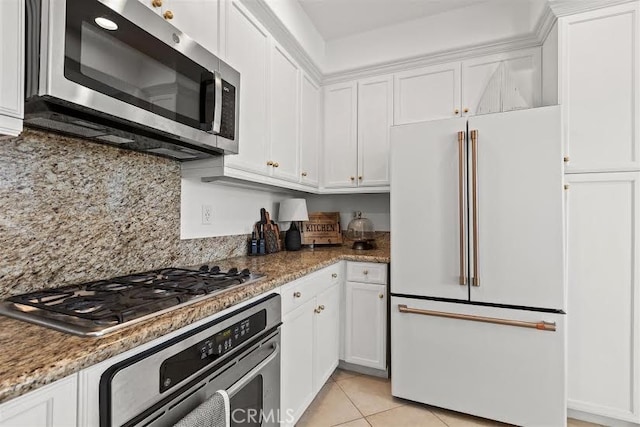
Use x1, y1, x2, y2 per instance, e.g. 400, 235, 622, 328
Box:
333, 376, 369, 420
334, 376, 408, 421
430, 409, 453, 427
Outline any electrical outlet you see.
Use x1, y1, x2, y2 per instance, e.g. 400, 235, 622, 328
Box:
202, 205, 213, 225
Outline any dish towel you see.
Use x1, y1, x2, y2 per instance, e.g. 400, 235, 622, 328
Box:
174, 390, 230, 427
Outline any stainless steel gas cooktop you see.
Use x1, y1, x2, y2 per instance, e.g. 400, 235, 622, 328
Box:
0, 266, 264, 337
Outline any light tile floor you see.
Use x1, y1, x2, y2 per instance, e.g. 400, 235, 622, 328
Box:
296, 369, 602, 427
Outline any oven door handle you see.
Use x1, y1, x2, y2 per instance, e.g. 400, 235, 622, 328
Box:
227, 343, 279, 398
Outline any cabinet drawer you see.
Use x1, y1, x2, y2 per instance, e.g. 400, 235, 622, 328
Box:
347, 262, 387, 284
281, 263, 343, 315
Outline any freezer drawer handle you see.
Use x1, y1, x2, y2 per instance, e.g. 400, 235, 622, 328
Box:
397, 305, 556, 332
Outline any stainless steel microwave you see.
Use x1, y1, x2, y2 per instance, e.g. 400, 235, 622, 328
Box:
24, 0, 240, 161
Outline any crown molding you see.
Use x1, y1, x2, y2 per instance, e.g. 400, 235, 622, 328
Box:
549, 0, 637, 17
534, 2, 558, 43
239, 0, 323, 84
322, 33, 544, 85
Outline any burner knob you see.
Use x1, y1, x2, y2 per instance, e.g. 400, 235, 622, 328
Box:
241, 269, 251, 277
199, 265, 209, 272
228, 268, 238, 275
209, 266, 221, 274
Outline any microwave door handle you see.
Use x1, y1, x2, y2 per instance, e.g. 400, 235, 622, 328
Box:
226, 343, 279, 398
212, 70, 223, 134
200, 71, 215, 132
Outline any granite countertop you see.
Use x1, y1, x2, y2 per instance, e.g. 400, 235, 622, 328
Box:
0, 243, 389, 404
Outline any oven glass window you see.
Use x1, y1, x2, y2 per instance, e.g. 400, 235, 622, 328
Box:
230, 375, 263, 427
63, 0, 212, 130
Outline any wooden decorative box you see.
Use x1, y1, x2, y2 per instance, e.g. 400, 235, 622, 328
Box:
301, 212, 343, 246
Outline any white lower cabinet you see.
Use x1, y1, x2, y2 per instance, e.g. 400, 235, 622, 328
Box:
343, 262, 388, 371
0, 375, 77, 427
313, 283, 341, 390
281, 298, 316, 425
280, 264, 342, 426
344, 282, 386, 370
566, 172, 640, 423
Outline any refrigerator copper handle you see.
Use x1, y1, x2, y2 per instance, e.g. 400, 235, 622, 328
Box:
470, 129, 479, 287
397, 305, 556, 332
457, 131, 467, 286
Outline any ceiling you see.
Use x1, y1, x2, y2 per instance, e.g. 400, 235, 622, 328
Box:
297, 0, 489, 41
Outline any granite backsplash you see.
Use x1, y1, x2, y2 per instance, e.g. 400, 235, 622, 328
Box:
0, 129, 248, 299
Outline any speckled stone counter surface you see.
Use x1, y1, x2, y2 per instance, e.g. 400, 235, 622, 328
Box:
0, 239, 389, 404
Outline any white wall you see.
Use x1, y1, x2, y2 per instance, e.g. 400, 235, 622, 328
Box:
181, 179, 294, 238
323, 1, 542, 75
306, 193, 390, 232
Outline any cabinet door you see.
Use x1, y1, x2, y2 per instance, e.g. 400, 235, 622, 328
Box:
462, 48, 541, 116
323, 82, 358, 188
566, 172, 640, 423
269, 43, 300, 183
137, 0, 221, 56
224, 1, 269, 175
0, 0, 24, 136
281, 299, 316, 425
393, 62, 461, 125
358, 75, 393, 187
561, 3, 640, 173
299, 74, 320, 187
469, 107, 564, 310
345, 282, 386, 370
0, 375, 77, 427
313, 283, 340, 392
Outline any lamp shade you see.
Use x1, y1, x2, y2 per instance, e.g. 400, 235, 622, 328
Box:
279, 199, 309, 222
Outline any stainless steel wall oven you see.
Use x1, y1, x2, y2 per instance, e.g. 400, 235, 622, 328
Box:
99, 294, 281, 427
25, 0, 240, 160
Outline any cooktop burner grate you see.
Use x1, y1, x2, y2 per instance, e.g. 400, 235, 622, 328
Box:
4, 266, 263, 329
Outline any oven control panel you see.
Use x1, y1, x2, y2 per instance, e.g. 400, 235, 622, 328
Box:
159, 309, 266, 393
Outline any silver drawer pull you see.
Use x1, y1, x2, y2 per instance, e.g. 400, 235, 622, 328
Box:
293, 292, 301, 298
397, 305, 556, 332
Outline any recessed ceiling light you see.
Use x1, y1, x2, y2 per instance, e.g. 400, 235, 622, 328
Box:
95, 17, 118, 31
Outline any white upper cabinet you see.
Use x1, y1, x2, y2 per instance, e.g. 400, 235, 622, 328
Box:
269, 43, 300, 183
224, 1, 270, 175
323, 82, 358, 188
322, 76, 393, 191
358, 75, 393, 187
299, 74, 321, 187
462, 48, 541, 116
560, 3, 640, 173
566, 172, 640, 423
0, 0, 24, 136
394, 62, 461, 125
137, 0, 221, 56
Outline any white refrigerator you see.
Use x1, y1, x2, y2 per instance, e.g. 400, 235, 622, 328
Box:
390, 106, 566, 426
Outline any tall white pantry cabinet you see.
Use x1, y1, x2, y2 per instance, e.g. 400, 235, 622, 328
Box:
558, 2, 640, 425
